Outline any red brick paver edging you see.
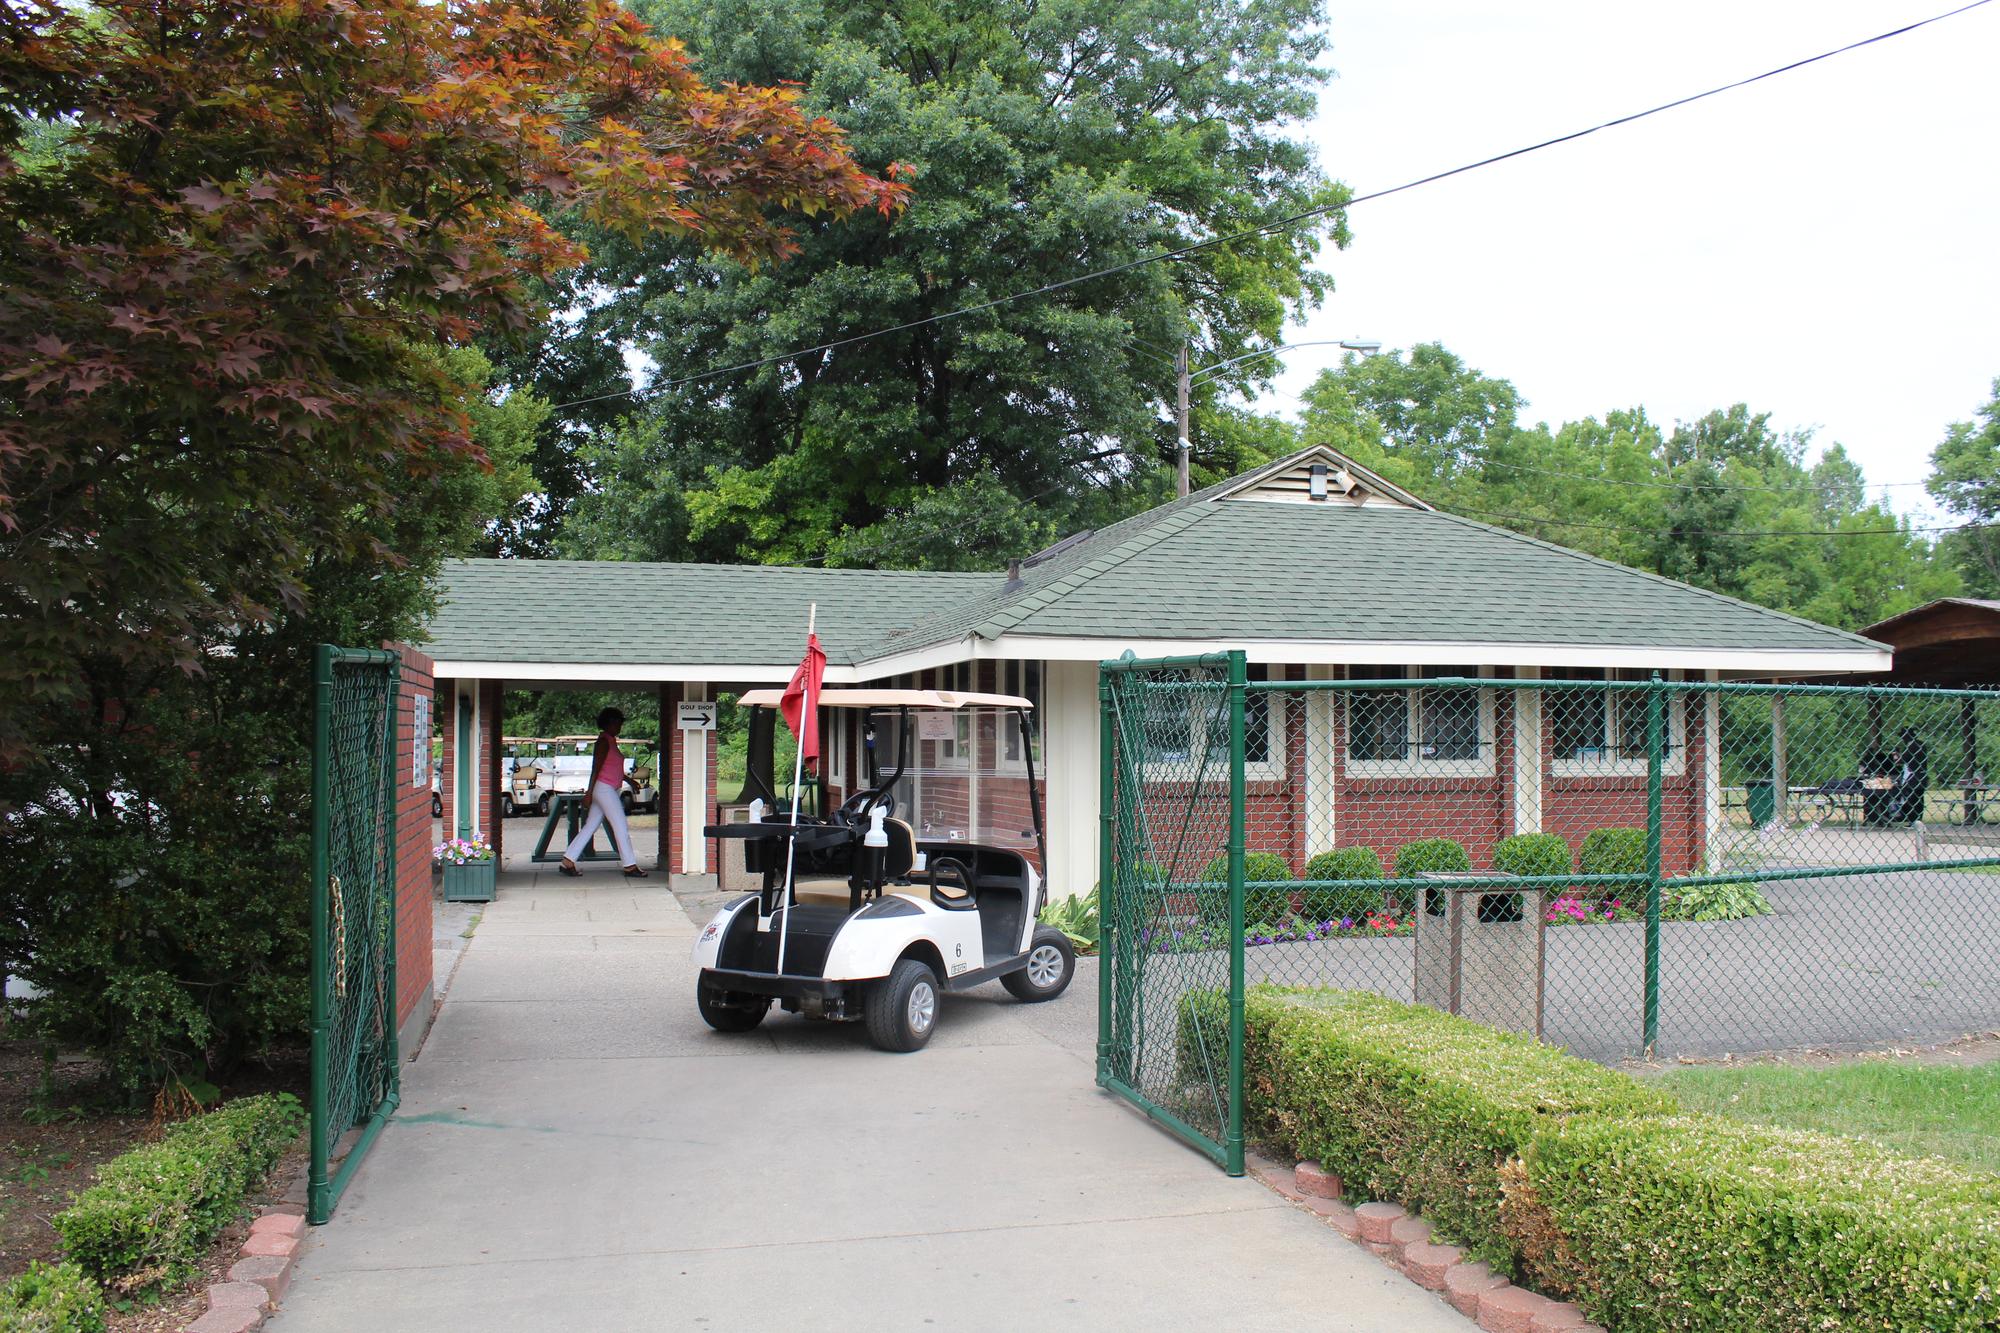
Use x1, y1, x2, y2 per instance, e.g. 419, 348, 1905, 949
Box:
182, 1170, 310, 1333
1242, 1150, 1608, 1333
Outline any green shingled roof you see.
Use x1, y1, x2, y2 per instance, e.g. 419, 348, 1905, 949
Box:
424, 560, 993, 666
423, 448, 1883, 667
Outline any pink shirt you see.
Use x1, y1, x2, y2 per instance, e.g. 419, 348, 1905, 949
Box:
593, 735, 623, 789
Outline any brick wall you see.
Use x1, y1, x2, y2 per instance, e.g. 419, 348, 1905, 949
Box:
390, 644, 436, 1033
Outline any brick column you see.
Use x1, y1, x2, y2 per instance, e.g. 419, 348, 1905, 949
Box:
662, 682, 682, 873
435, 675, 456, 840
479, 679, 504, 864
389, 644, 437, 1052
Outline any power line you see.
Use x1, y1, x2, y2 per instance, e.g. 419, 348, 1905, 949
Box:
546, 0, 1992, 415
1475, 458, 1934, 494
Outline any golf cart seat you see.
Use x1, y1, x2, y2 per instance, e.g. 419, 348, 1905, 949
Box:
788, 816, 919, 907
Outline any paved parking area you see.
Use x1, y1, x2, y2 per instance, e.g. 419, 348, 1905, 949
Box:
267, 860, 1470, 1332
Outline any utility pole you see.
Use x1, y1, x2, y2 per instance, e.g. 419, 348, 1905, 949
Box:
1175, 341, 1191, 498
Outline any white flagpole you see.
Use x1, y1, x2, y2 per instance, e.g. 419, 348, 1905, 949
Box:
776, 603, 816, 975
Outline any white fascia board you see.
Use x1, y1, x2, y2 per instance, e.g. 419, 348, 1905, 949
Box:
957, 635, 1894, 677
431, 661, 871, 685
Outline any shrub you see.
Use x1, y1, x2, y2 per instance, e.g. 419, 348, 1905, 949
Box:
1660, 880, 1771, 922
1578, 827, 1646, 876
53, 1093, 306, 1292
1199, 851, 1294, 924
1490, 833, 1571, 880
1230, 987, 1673, 1267
1300, 848, 1387, 923
1514, 1113, 2000, 1331
1392, 837, 1471, 879
0, 1262, 107, 1333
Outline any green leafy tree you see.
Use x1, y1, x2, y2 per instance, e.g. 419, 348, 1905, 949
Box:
553, 0, 1349, 568
1929, 378, 2000, 596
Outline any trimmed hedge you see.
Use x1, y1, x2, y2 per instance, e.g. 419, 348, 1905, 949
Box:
53, 1093, 305, 1292
0, 1262, 106, 1333
1513, 1113, 2000, 1331
1199, 850, 1293, 924
1490, 833, 1572, 879
1578, 827, 1645, 876
1234, 988, 1672, 1266
1392, 837, 1470, 879
1300, 848, 1386, 923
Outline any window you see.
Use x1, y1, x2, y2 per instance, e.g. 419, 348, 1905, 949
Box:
1142, 664, 1283, 780
1000, 660, 1042, 769
1549, 669, 1684, 776
1346, 666, 1495, 777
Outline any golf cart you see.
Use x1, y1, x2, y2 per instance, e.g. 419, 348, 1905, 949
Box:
692, 688, 1074, 1051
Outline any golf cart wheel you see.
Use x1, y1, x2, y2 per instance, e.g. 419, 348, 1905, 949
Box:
866, 958, 940, 1053
536, 794, 552, 817
1003, 927, 1076, 1003
620, 790, 634, 814
697, 983, 769, 1033
501, 794, 515, 818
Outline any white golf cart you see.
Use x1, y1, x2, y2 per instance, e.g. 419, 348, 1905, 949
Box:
692, 688, 1074, 1051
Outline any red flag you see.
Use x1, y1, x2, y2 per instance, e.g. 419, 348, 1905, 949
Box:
779, 631, 826, 771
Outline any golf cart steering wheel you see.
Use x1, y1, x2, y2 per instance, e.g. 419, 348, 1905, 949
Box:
836, 788, 894, 821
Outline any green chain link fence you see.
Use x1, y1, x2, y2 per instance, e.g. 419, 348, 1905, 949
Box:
1100, 653, 2000, 1167
309, 645, 402, 1224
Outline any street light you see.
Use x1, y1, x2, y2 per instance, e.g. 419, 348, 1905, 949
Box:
1176, 338, 1383, 496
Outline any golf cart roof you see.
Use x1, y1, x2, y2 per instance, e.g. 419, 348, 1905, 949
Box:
736, 688, 1033, 711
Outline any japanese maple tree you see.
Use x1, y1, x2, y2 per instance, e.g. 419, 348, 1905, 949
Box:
0, 0, 908, 761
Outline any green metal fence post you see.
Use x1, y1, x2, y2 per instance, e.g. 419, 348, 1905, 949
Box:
1097, 670, 1115, 1088
308, 644, 335, 1226
1642, 671, 1665, 1059
1225, 650, 1247, 1177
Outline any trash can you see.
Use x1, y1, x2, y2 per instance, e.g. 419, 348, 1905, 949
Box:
1413, 874, 1547, 1037
715, 803, 759, 893
1744, 778, 1776, 827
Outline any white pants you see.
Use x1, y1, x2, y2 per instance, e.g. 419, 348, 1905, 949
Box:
563, 781, 637, 867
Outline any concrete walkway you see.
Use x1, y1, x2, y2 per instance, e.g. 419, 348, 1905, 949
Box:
268, 862, 1471, 1332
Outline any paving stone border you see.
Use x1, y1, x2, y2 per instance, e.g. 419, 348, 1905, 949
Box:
1244, 1151, 1607, 1333
182, 1169, 310, 1333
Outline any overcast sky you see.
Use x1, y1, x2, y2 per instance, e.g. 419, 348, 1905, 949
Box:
1256, 0, 1999, 518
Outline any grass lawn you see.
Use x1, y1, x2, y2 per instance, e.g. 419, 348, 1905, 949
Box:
1658, 1059, 2000, 1174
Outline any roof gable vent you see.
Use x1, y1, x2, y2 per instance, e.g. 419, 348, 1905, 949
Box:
1229, 453, 1406, 508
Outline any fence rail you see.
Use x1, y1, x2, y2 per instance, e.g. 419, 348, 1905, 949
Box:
1099, 652, 2000, 1154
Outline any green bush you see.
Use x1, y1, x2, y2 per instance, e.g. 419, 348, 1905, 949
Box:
1660, 880, 1772, 922
1300, 848, 1387, 923
1515, 1113, 2000, 1331
1392, 837, 1471, 881
1233, 987, 1672, 1267
0, 1262, 107, 1333
1490, 833, 1572, 879
53, 1093, 305, 1292
1578, 827, 1646, 876
1199, 851, 1294, 924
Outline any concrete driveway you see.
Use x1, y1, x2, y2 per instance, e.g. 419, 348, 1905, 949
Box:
268, 864, 1470, 1332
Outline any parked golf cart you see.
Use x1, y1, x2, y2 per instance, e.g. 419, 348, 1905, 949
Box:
692, 688, 1073, 1051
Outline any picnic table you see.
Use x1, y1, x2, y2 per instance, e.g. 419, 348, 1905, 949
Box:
529, 791, 624, 863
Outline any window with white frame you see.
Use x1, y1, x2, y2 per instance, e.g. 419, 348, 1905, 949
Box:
999, 659, 1042, 771
1345, 666, 1496, 777
1143, 664, 1282, 780
1548, 668, 1684, 776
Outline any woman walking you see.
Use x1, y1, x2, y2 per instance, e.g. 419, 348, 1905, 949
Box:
559, 707, 647, 877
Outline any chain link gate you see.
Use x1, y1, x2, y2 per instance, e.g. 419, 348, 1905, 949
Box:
1101, 654, 2000, 1171
1098, 653, 1247, 1175
308, 645, 402, 1224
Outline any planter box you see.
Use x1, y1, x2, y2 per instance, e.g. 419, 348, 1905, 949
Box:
441, 859, 497, 903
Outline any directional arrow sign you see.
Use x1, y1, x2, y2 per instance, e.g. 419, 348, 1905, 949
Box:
677, 701, 716, 731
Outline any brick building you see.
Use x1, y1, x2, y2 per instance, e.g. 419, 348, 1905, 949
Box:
421, 446, 1890, 898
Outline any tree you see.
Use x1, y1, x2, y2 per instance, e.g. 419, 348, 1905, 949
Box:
0, 0, 906, 1096
1929, 378, 2000, 596
1296, 344, 1956, 632
550, 0, 1348, 568
0, 0, 907, 762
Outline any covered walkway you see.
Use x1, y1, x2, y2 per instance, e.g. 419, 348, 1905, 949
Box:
265, 852, 1470, 1331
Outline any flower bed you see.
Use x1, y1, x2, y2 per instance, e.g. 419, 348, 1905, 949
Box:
1143, 911, 1413, 955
